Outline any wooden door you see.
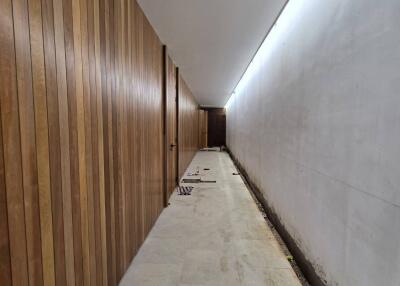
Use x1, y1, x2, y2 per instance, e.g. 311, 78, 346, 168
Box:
206, 108, 226, 147
165, 52, 178, 199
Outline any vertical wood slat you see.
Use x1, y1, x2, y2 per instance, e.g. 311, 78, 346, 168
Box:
50, 0, 74, 284
0, 0, 199, 285
42, 0, 67, 284
62, 0, 85, 284
80, 0, 97, 283
165, 53, 178, 199
28, 0, 57, 284
13, 0, 44, 284
0, 109, 12, 286
94, 0, 108, 282
71, 0, 89, 285
178, 76, 200, 178
112, 0, 121, 280
198, 110, 208, 148
0, 0, 30, 285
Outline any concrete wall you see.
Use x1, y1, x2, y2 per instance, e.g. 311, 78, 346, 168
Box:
226, 1, 400, 285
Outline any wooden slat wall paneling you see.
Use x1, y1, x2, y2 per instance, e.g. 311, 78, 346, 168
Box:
125, 0, 132, 264
79, 0, 94, 284
175, 67, 180, 184
0, 0, 30, 284
63, 0, 86, 284
178, 76, 200, 178
0, 0, 200, 284
198, 110, 208, 149
162, 46, 167, 206
130, 0, 138, 258
28, 0, 57, 284
112, 0, 122, 280
0, 108, 11, 286
13, 0, 44, 284
106, 0, 117, 283
134, 0, 144, 255
165, 52, 178, 199
94, 0, 108, 282
72, 0, 90, 284
43, 0, 65, 284
112, 0, 121, 279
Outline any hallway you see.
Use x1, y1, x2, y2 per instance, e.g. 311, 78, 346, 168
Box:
120, 151, 301, 286
1, 0, 399, 284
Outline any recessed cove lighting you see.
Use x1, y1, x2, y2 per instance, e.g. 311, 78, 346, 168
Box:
225, 92, 235, 109
224, 0, 299, 108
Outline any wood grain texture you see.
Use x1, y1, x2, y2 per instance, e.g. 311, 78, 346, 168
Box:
198, 110, 208, 148
179, 76, 200, 178
13, 0, 44, 284
0, 0, 30, 284
0, 0, 199, 284
165, 53, 178, 198
0, 109, 11, 286
28, 0, 56, 284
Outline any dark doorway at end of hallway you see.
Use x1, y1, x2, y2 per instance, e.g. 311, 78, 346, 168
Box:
202, 107, 226, 147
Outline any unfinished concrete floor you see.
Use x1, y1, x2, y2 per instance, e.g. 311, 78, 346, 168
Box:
120, 151, 301, 286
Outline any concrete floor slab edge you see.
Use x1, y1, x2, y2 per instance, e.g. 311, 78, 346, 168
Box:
226, 147, 327, 286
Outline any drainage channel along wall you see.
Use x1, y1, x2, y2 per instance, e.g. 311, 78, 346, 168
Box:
226, 1, 400, 286
178, 75, 200, 178
0, 0, 196, 284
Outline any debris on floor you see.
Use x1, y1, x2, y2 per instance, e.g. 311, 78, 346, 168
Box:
199, 147, 221, 152
203, 168, 210, 170
187, 172, 200, 176
122, 151, 302, 286
177, 186, 194, 196
232, 172, 240, 175
187, 166, 201, 176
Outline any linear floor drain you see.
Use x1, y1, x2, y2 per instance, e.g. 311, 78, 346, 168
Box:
200, 180, 216, 183
177, 186, 194, 195
182, 178, 201, 183
181, 178, 216, 184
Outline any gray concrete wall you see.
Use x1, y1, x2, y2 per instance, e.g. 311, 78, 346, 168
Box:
226, 1, 400, 285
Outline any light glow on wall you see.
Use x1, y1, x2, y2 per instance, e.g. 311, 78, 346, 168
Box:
225, 0, 303, 109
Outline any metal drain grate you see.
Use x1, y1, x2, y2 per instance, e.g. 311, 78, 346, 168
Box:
177, 186, 194, 195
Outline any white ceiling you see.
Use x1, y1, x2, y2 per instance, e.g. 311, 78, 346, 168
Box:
137, 0, 287, 107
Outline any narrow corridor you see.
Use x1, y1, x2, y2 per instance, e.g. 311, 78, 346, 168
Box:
120, 151, 301, 286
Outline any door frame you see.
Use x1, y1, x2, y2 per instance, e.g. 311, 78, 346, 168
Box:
175, 67, 179, 186
162, 46, 167, 207
162, 46, 180, 207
